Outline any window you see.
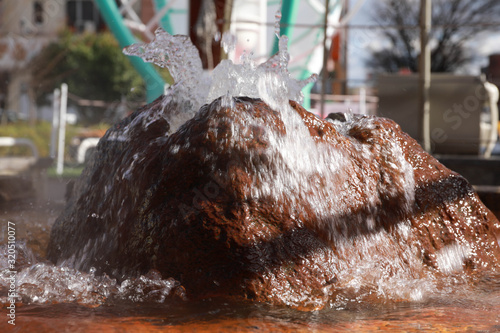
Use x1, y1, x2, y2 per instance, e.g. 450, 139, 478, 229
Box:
34, 1, 43, 24
67, 0, 104, 33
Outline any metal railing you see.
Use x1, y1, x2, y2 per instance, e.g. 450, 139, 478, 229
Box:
0, 137, 39, 159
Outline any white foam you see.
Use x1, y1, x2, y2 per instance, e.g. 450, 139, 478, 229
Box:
436, 243, 471, 274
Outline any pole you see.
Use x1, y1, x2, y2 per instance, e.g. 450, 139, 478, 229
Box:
94, 0, 167, 103
153, 0, 175, 34
419, 0, 431, 152
320, 0, 330, 119
359, 86, 366, 115
50, 88, 60, 159
56, 83, 68, 176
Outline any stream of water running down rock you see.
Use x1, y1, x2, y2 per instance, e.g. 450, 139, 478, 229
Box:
1, 28, 500, 331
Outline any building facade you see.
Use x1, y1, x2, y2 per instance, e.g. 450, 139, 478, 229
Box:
0, 0, 65, 121
0, 0, 106, 122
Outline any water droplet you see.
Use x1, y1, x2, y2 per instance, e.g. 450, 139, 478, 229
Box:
274, 9, 282, 39
221, 31, 237, 55
214, 31, 221, 42
278, 35, 290, 72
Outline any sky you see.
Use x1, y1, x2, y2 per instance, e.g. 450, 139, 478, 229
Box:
346, 0, 500, 87
347, 0, 379, 86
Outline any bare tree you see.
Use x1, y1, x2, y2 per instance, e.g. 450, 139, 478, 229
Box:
367, 0, 500, 73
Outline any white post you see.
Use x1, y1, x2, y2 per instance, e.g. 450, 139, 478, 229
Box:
420, 0, 432, 152
359, 86, 366, 115
50, 88, 60, 159
56, 83, 68, 175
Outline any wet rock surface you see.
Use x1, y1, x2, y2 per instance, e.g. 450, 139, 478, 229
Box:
47, 96, 500, 310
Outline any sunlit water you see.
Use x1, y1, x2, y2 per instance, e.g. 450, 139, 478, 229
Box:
2, 29, 500, 330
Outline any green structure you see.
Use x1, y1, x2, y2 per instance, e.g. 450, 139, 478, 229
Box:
94, 0, 166, 103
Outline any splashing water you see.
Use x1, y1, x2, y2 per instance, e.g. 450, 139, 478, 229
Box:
122, 27, 426, 304
0, 250, 184, 306
123, 28, 317, 133
274, 3, 282, 38
220, 31, 237, 55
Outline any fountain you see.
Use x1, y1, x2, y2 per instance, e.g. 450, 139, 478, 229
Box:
42, 29, 500, 311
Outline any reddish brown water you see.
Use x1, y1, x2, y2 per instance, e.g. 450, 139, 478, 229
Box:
3, 297, 500, 332
1, 202, 500, 332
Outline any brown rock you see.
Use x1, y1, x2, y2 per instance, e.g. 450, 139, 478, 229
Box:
47, 96, 500, 310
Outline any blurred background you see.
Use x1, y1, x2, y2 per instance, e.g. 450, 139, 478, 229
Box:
0, 0, 499, 212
